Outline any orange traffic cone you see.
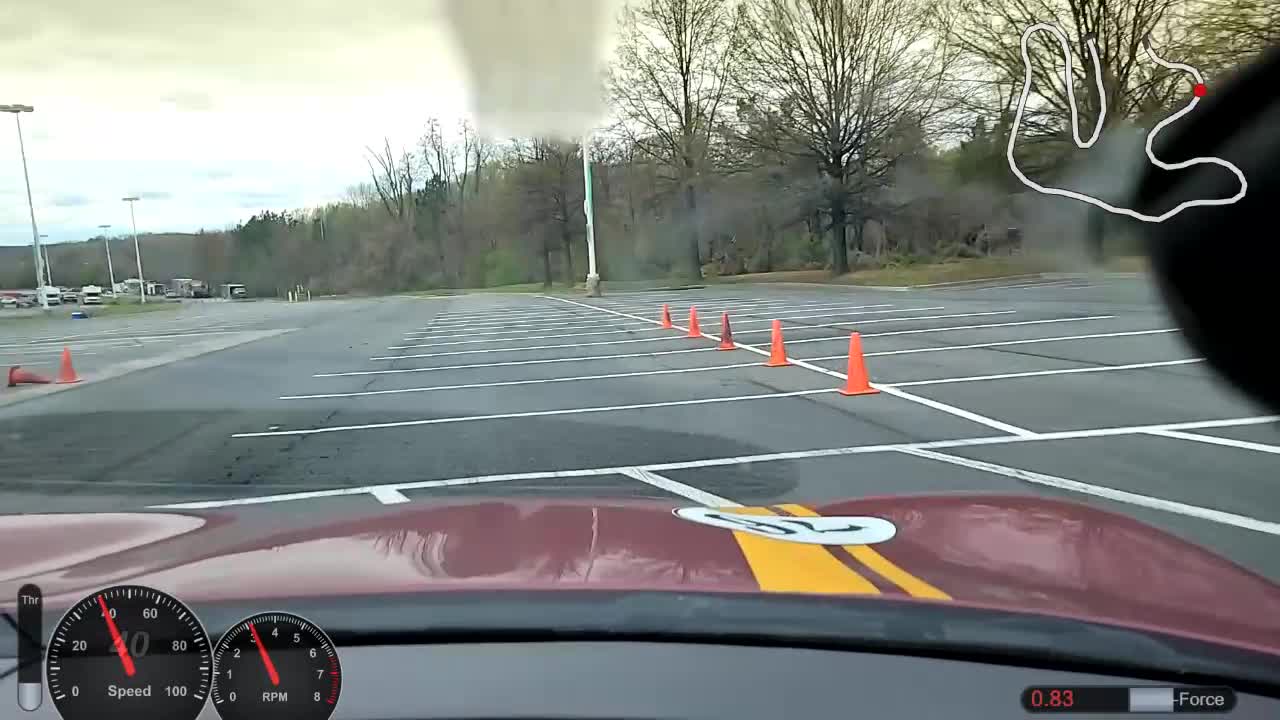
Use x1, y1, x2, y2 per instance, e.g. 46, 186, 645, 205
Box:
687, 307, 703, 338
764, 320, 790, 367
717, 313, 735, 351
839, 333, 879, 396
660, 304, 674, 329
8, 366, 52, 387
55, 347, 80, 385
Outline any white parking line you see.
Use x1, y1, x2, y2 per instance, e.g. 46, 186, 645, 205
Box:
282, 361, 763, 400
369, 487, 412, 504
160, 413, 1280, 510
394, 325, 667, 348
1144, 429, 1280, 455
885, 359, 1204, 388
320, 316, 1127, 379
402, 303, 904, 340
392, 306, 949, 348
371, 334, 709, 360
403, 320, 652, 340
618, 467, 738, 506
375, 310, 1015, 360
546, 296, 1035, 438
812, 328, 1178, 361
300, 332, 1190, 400
234, 388, 839, 438
416, 315, 637, 333
785, 315, 1116, 344
898, 448, 1280, 536
417, 299, 898, 331
316, 346, 719, 378
0, 329, 253, 350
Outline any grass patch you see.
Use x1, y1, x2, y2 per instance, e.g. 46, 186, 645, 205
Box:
84, 301, 182, 317
406, 282, 574, 297
712, 256, 1059, 287
1103, 255, 1149, 273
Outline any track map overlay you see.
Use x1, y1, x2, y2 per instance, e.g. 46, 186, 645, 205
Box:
1007, 22, 1247, 222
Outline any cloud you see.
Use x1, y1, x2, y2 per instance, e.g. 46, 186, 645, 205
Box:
233, 191, 290, 209
160, 91, 215, 112
136, 191, 173, 200
52, 193, 91, 207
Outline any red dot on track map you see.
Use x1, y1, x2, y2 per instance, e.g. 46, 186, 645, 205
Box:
1193, 83, 1207, 97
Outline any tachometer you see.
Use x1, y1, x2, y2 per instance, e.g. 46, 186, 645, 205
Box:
211, 611, 341, 720
45, 585, 212, 720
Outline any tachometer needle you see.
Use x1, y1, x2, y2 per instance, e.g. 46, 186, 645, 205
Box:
97, 595, 135, 677
248, 622, 280, 686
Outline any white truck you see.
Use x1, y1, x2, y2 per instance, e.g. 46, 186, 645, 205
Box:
81, 285, 103, 305
40, 286, 62, 306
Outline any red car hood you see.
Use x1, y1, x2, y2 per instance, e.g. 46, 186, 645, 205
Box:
3, 494, 1279, 654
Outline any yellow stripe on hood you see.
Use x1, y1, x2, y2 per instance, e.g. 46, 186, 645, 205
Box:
777, 504, 950, 600
724, 507, 880, 594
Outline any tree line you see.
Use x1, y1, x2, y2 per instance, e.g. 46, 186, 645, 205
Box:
7, 0, 1271, 296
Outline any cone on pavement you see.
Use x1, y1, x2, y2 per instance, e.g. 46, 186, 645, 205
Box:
7, 366, 52, 387
717, 313, 735, 351
764, 320, 790, 367
687, 307, 703, 338
55, 347, 81, 385
839, 333, 879, 396
660, 304, 674, 329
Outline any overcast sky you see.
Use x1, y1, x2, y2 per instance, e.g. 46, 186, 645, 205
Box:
1, 0, 613, 246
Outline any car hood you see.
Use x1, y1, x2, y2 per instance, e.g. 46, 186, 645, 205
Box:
3, 494, 1279, 654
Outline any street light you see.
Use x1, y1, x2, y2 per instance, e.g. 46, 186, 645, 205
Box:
1, 103, 48, 310
582, 133, 601, 297
98, 224, 117, 291
39, 234, 52, 286
122, 196, 145, 303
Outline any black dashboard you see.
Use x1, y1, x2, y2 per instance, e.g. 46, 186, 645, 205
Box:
3, 586, 1279, 719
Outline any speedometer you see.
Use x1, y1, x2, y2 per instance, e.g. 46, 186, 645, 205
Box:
45, 585, 212, 720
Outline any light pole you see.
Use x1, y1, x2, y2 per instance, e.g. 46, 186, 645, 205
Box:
122, 196, 145, 303
581, 133, 601, 297
1, 103, 48, 309
99, 224, 117, 291
39, 235, 53, 286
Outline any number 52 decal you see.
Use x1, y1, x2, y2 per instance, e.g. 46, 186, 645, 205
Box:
674, 507, 896, 545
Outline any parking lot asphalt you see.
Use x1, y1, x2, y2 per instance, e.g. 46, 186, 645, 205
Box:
2, 278, 1278, 580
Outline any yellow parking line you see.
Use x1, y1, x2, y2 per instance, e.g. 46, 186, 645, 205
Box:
725, 507, 880, 594
776, 504, 950, 600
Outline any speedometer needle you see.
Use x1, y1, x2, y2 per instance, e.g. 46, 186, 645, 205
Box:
248, 622, 280, 686
97, 595, 135, 677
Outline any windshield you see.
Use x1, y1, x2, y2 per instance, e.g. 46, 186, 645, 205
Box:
2, 0, 1278, 675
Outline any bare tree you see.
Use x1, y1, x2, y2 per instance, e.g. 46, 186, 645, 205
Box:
1192, 0, 1280, 77
942, 0, 1187, 149
366, 139, 416, 222
610, 0, 744, 277
515, 139, 584, 287
738, 0, 952, 274
939, 0, 1189, 263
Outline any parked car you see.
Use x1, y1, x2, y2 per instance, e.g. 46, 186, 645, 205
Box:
164, 290, 179, 299
0, 296, 16, 309
61, 288, 80, 303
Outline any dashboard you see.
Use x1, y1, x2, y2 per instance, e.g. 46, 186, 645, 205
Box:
3, 584, 1280, 719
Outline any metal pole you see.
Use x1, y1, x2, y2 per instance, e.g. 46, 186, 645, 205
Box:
125, 198, 145, 303
10, 110, 48, 309
581, 134, 601, 297
42, 243, 52, 286
99, 224, 117, 291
